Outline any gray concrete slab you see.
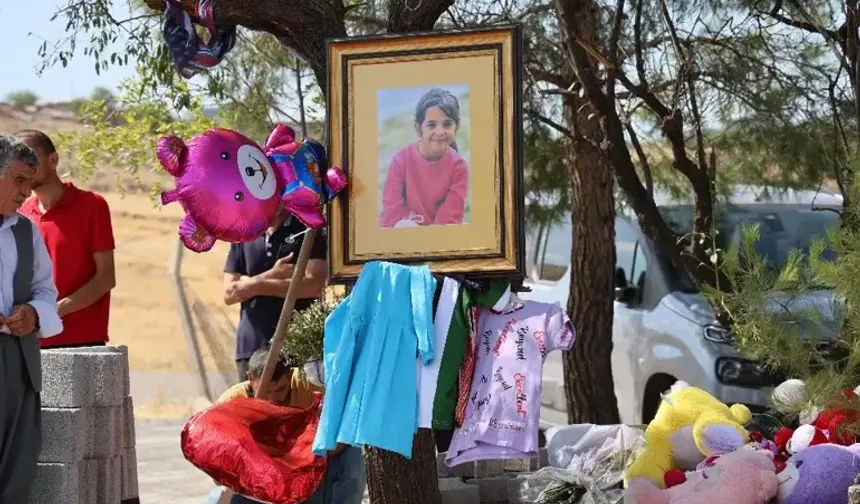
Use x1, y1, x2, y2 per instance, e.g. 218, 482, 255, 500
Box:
135, 418, 215, 503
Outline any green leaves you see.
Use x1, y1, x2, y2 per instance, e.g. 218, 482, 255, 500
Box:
282, 297, 342, 365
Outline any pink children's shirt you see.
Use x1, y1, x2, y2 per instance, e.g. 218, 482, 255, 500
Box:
379, 142, 469, 227
445, 301, 575, 466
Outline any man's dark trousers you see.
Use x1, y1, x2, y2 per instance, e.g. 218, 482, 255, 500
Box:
0, 217, 43, 503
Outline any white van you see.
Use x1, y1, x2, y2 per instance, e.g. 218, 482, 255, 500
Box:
522, 186, 843, 427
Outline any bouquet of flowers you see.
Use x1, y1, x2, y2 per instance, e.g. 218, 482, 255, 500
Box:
518, 424, 645, 504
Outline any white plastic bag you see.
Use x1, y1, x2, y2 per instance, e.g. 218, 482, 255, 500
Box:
517, 424, 645, 504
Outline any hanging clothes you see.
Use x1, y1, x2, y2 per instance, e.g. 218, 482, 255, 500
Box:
417, 278, 512, 431
312, 261, 436, 459
445, 301, 575, 466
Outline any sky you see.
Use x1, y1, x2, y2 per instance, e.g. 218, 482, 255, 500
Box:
0, 2, 134, 102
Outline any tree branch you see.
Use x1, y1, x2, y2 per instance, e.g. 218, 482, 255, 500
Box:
605, 0, 626, 114
144, 0, 347, 88
633, 0, 648, 89
527, 64, 572, 89
624, 121, 654, 200
527, 109, 572, 138
387, 0, 455, 33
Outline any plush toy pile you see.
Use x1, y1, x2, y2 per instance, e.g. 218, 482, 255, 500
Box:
622, 380, 860, 504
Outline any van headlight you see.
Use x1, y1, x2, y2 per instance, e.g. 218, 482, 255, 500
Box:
716, 357, 780, 387
703, 324, 733, 344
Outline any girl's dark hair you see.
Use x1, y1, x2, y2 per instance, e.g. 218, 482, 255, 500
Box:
414, 88, 461, 152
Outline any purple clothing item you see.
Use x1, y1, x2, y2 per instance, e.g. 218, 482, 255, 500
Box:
445, 301, 575, 466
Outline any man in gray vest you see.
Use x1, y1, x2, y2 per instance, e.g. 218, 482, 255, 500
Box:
0, 134, 63, 503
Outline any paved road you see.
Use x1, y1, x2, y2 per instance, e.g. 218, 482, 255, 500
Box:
136, 418, 217, 504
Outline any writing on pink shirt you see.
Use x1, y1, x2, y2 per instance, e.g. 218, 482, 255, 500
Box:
489, 417, 525, 432
515, 326, 529, 360
493, 319, 516, 356
494, 366, 512, 391
533, 330, 546, 358
514, 373, 527, 415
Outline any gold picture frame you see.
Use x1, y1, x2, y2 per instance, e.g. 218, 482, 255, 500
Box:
326, 25, 525, 284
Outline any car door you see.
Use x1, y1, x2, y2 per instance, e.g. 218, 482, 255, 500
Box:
611, 217, 640, 424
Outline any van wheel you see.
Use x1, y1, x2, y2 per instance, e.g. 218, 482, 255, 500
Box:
642, 374, 677, 424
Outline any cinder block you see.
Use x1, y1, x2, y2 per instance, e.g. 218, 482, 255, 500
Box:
31, 462, 82, 504
40, 351, 95, 408
466, 475, 514, 503
503, 457, 532, 472
121, 447, 139, 500
89, 405, 122, 458
123, 396, 136, 449
439, 477, 480, 504
91, 456, 122, 504
437, 452, 475, 478
39, 408, 90, 462
55, 346, 127, 406
506, 475, 534, 504
474, 459, 506, 478
538, 448, 548, 469
80, 459, 98, 504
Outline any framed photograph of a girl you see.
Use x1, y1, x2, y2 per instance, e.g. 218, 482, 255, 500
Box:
326, 26, 525, 283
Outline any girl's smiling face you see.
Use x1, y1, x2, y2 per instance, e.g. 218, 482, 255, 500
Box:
416, 106, 457, 160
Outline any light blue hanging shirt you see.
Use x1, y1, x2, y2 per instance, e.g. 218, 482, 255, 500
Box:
312, 261, 436, 458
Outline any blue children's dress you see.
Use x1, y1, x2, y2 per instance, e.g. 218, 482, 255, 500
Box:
312, 261, 436, 458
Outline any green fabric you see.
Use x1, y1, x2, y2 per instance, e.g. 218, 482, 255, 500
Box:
430, 278, 511, 429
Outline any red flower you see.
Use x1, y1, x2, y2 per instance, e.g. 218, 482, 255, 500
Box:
664, 469, 687, 488
773, 427, 794, 453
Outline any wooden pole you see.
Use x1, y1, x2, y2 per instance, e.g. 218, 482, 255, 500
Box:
255, 227, 318, 399
217, 228, 319, 504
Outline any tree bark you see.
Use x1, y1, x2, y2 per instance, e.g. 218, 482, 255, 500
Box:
555, 0, 621, 423
561, 92, 620, 425
365, 429, 442, 504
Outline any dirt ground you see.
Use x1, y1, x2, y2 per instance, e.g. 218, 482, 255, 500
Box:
104, 192, 240, 374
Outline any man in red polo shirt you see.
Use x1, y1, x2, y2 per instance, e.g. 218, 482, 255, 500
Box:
16, 130, 116, 349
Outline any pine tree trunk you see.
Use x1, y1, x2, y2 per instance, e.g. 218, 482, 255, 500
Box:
556, 0, 621, 424
365, 429, 442, 504
560, 90, 621, 425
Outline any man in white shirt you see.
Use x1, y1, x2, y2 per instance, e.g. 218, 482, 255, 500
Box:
0, 134, 63, 503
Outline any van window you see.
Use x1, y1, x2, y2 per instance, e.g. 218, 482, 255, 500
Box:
615, 218, 638, 284
525, 217, 572, 282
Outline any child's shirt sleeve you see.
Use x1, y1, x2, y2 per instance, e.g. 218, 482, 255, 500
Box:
545, 305, 576, 353
379, 157, 412, 227
433, 159, 469, 225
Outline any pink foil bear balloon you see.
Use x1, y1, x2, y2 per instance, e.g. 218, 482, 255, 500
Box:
158, 125, 347, 253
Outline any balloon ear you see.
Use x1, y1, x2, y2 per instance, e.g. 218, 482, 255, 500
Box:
264, 124, 297, 151
156, 136, 187, 176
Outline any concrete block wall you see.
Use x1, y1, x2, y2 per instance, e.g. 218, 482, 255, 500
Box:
32, 345, 139, 504
437, 449, 550, 504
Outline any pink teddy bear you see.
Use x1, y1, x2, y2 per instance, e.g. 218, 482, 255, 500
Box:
624, 449, 778, 504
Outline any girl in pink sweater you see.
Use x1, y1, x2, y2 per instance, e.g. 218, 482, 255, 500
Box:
379, 88, 470, 228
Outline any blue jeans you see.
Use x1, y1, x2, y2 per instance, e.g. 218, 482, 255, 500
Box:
204, 446, 366, 504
